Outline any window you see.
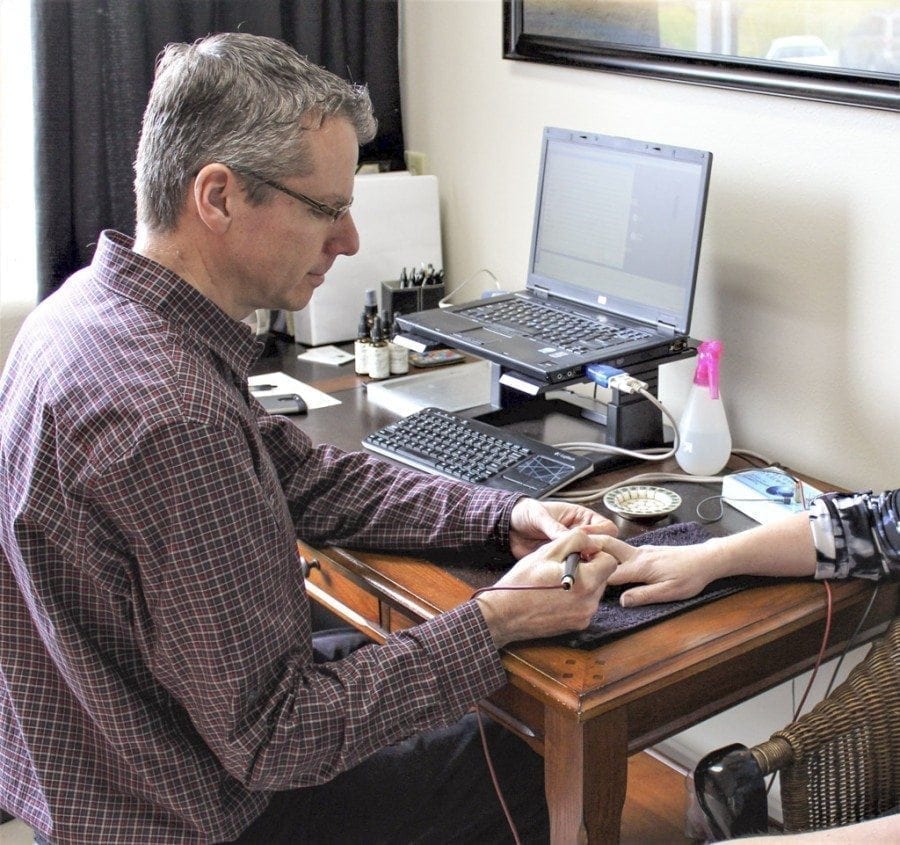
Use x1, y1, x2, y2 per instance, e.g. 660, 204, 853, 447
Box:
1, 1, 37, 313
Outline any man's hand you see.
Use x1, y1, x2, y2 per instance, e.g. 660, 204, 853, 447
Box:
508, 498, 617, 559
476, 528, 617, 648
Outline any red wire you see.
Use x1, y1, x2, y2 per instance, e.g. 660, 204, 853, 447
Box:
791, 580, 834, 721
766, 580, 834, 797
470, 583, 565, 843
471, 583, 566, 599
475, 705, 523, 845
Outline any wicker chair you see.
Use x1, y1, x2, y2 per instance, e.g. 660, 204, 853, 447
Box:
693, 616, 899, 838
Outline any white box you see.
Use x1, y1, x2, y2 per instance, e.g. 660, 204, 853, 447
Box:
365, 360, 493, 417
291, 172, 442, 346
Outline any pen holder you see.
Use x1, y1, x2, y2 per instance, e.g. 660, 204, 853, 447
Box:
381, 279, 445, 322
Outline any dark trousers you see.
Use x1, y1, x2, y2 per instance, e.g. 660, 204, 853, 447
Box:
35, 617, 549, 844
230, 626, 549, 844
231, 711, 548, 844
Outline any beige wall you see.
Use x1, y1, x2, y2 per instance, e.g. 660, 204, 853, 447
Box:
399, 0, 896, 790
399, 0, 900, 494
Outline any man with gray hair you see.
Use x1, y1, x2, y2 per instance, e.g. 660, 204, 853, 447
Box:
0, 33, 619, 843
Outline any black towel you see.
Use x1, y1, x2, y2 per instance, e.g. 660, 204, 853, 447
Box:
407, 521, 777, 649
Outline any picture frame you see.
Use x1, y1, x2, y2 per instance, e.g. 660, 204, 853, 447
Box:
503, 0, 900, 112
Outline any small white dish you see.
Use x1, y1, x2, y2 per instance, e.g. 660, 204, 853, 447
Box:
603, 485, 682, 522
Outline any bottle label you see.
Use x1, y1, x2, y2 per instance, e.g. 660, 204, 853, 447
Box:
354, 339, 370, 375
389, 342, 409, 374
367, 344, 390, 379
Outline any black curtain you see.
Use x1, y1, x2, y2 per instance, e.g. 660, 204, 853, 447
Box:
33, 0, 404, 299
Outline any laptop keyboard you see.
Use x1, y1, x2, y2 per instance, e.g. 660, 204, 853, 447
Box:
460, 299, 652, 354
362, 407, 593, 497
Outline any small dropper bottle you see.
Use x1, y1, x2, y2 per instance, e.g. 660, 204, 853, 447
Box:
384, 311, 409, 375
363, 289, 378, 332
367, 315, 390, 380
354, 312, 371, 375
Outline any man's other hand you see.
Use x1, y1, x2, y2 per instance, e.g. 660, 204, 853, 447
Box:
476, 528, 617, 647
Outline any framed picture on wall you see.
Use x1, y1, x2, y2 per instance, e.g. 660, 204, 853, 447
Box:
504, 0, 900, 111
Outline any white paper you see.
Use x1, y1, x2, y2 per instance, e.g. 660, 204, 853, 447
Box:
248, 372, 341, 410
296, 345, 355, 366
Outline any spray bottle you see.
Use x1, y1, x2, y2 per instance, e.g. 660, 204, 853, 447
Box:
675, 339, 732, 476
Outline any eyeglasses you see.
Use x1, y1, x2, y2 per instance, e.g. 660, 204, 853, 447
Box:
237, 169, 353, 223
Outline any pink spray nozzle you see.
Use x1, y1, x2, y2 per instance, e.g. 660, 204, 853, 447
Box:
693, 340, 723, 399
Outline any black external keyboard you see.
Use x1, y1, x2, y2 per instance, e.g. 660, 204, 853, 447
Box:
459, 299, 652, 355
362, 407, 594, 498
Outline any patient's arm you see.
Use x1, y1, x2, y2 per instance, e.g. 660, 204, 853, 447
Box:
603, 487, 900, 607
602, 512, 815, 607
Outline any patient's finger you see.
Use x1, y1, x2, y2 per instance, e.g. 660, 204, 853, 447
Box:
589, 534, 637, 563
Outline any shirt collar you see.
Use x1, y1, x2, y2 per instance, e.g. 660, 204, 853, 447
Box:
92, 230, 264, 377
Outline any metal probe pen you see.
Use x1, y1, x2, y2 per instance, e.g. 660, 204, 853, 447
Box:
560, 552, 581, 590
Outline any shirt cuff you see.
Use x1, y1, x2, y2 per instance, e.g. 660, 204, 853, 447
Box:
462, 487, 522, 552
809, 491, 897, 582
406, 600, 508, 716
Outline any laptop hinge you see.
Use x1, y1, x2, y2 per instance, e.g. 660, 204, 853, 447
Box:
656, 320, 678, 337
532, 285, 551, 300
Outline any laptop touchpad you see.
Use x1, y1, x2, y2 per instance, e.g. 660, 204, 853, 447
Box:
414, 311, 475, 332
454, 327, 514, 346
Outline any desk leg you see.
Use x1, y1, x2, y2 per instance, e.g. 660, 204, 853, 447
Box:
544, 707, 628, 845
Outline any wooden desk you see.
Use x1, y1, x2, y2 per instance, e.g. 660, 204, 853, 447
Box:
255, 340, 898, 844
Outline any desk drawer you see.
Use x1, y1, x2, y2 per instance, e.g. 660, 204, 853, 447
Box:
484, 685, 545, 754
298, 542, 418, 641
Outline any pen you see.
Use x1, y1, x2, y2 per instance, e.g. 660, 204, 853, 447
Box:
250, 384, 278, 392
561, 552, 581, 590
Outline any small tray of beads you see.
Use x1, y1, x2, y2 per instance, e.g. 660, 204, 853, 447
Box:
603, 485, 682, 522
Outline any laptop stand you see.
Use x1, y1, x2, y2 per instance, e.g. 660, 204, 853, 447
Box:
461, 343, 698, 473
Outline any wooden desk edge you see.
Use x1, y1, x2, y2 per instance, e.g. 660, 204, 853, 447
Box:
301, 541, 896, 730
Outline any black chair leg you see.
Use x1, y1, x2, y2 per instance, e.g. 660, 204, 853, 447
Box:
693, 743, 770, 839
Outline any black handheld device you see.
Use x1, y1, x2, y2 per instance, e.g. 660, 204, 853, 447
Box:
257, 393, 307, 415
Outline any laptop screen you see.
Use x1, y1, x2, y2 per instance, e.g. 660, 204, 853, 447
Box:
528, 128, 712, 333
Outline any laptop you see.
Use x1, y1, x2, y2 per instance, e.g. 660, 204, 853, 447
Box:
396, 127, 713, 385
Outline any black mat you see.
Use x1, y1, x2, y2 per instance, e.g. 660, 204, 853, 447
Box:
377, 521, 781, 650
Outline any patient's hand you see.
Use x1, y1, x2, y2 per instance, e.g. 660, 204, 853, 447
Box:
601, 536, 723, 607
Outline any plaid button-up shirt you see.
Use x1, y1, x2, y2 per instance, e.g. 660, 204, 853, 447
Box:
0, 231, 516, 843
